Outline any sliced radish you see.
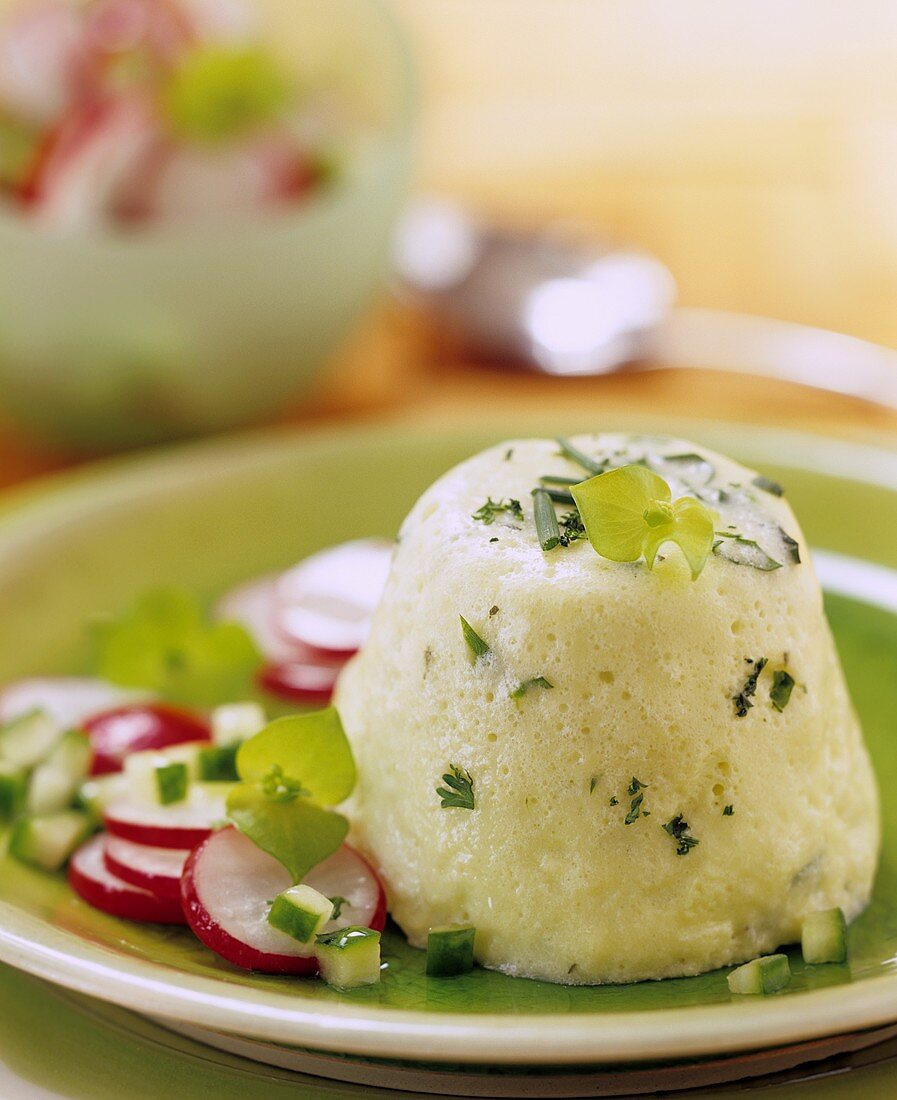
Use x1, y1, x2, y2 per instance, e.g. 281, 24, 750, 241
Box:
26, 95, 158, 229
275, 539, 393, 656
0, 0, 87, 126
69, 834, 186, 924
84, 702, 210, 776
103, 834, 188, 901
0, 676, 140, 730
215, 574, 301, 664
104, 782, 229, 849
258, 653, 343, 706
181, 826, 386, 973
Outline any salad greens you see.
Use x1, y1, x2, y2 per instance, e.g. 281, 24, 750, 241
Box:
226, 708, 355, 883
92, 589, 260, 708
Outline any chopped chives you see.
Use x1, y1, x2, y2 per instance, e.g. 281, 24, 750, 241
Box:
509, 676, 554, 700
532, 489, 561, 550
459, 616, 490, 660
541, 487, 575, 505
556, 437, 606, 476
539, 474, 578, 486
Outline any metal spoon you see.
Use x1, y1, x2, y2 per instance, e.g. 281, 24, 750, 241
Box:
393, 198, 897, 411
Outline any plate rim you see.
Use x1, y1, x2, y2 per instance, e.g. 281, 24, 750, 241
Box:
1, 416, 897, 1066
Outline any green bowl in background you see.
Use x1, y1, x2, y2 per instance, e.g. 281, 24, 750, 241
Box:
0, 0, 414, 453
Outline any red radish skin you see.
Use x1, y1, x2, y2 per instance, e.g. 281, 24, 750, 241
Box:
103, 835, 188, 902
274, 539, 393, 656
215, 574, 305, 664
257, 651, 345, 706
0, 676, 138, 730
85, 702, 210, 776
69, 835, 186, 924
181, 827, 386, 974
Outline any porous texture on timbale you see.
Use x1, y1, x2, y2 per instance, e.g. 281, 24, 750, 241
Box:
335, 434, 880, 985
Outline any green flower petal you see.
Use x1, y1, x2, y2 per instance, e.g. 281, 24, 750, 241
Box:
572, 465, 671, 562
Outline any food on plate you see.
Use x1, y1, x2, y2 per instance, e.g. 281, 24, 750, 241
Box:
0, 0, 336, 229
0, 432, 881, 994
336, 434, 880, 984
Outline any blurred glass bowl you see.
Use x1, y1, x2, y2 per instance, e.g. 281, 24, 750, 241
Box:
0, 0, 414, 452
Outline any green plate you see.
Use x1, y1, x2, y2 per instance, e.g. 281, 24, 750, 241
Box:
0, 417, 896, 1068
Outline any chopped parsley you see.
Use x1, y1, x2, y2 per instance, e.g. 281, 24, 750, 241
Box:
663, 814, 700, 855
624, 777, 649, 824
489, 537, 499, 543
609, 796, 619, 806
558, 510, 586, 547
723, 804, 734, 816
589, 776, 599, 794
753, 475, 785, 497
780, 529, 801, 564
733, 657, 768, 717
436, 764, 475, 810
488, 605, 500, 617
504, 448, 514, 461
329, 895, 348, 921
509, 676, 554, 701
713, 537, 782, 572
770, 669, 796, 712
472, 497, 524, 526
459, 616, 490, 660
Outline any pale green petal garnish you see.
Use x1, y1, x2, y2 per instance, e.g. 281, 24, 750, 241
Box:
571, 465, 716, 579
92, 588, 260, 707
226, 784, 349, 883
162, 46, 291, 143
227, 707, 357, 883
236, 709, 356, 807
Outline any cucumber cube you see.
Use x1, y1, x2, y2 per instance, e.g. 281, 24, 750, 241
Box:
155, 762, 189, 805
211, 702, 265, 748
0, 762, 26, 821
0, 710, 62, 769
426, 925, 476, 977
727, 953, 791, 995
27, 731, 93, 815
9, 811, 91, 871
315, 926, 381, 991
196, 744, 239, 782
268, 884, 334, 944
76, 775, 127, 821
124, 744, 200, 803
802, 908, 848, 964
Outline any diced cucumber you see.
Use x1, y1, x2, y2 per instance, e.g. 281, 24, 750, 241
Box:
0, 761, 26, 821
727, 953, 791, 995
76, 774, 127, 821
801, 908, 848, 964
196, 744, 239, 782
8, 811, 91, 871
0, 710, 62, 769
268, 884, 334, 944
315, 926, 381, 991
26, 731, 93, 815
123, 743, 202, 803
155, 762, 189, 805
211, 702, 265, 747
426, 925, 476, 977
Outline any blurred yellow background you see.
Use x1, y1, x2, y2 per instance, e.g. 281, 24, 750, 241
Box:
386, 0, 897, 345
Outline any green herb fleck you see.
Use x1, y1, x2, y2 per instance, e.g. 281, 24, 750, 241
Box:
663, 814, 700, 855
472, 497, 524, 526
437, 764, 475, 810
770, 669, 796, 712
459, 616, 490, 661
489, 537, 499, 543
556, 438, 607, 476
589, 776, 599, 794
780, 529, 801, 564
624, 778, 649, 824
753, 475, 784, 497
531, 488, 561, 551
559, 510, 587, 547
504, 448, 514, 461
509, 676, 554, 701
489, 605, 500, 617
609, 796, 619, 806
723, 804, 734, 816
329, 895, 348, 922
712, 537, 782, 572
734, 657, 768, 717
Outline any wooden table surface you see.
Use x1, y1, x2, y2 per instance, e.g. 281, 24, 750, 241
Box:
1, 302, 897, 495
